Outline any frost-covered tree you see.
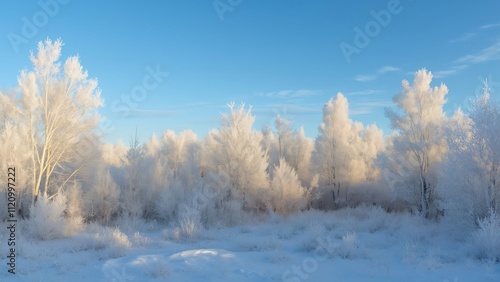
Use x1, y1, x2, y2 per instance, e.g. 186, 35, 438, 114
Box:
275, 116, 295, 160
382, 69, 448, 218
0, 95, 33, 217
101, 140, 128, 167
160, 130, 202, 188
121, 133, 147, 218
202, 103, 269, 212
84, 168, 120, 224
154, 130, 203, 221
289, 127, 314, 184
261, 125, 280, 172
262, 117, 314, 184
469, 82, 500, 213
314, 93, 384, 204
269, 158, 307, 215
4, 39, 103, 205
439, 81, 500, 224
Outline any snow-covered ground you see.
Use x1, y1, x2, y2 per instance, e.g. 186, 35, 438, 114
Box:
2, 206, 499, 281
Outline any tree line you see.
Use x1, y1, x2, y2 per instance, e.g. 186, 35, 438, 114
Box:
1, 39, 498, 230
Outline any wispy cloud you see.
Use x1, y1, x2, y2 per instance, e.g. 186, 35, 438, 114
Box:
126, 109, 179, 118
257, 89, 318, 99
354, 66, 401, 82
354, 75, 376, 82
377, 66, 400, 74
253, 103, 320, 116
450, 32, 475, 43
433, 65, 468, 78
345, 89, 383, 96
253, 103, 322, 124
480, 22, 500, 29
456, 41, 500, 64
351, 101, 393, 115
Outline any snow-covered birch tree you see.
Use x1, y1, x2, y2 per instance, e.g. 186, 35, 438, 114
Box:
382, 69, 448, 218
6, 39, 103, 206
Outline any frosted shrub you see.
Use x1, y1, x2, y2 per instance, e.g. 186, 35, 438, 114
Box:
178, 214, 201, 239
91, 227, 132, 258
324, 231, 362, 260
339, 232, 359, 259
473, 209, 500, 261
108, 228, 132, 249
168, 210, 203, 241
133, 232, 151, 247
28, 194, 67, 240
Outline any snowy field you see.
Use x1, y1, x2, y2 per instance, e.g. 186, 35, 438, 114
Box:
2, 206, 499, 282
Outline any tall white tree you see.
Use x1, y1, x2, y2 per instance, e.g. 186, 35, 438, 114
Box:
382, 69, 448, 218
289, 127, 314, 185
439, 81, 500, 224
82, 166, 120, 224
263, 117, 314, 184
275, 116, 295, 160
469, 81, 500, 213
121, 133, 147, 218
8, 39, 103, 205
155, 130, 203, 220
261, 125, 280, 172
314, 93, 384, 204
202, 103, 269, 212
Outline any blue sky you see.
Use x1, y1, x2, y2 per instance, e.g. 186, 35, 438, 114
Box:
1, 0, 500, 144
